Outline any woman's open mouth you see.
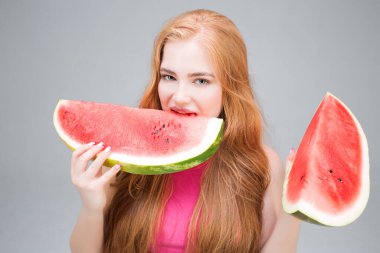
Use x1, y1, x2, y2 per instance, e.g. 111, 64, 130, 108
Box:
170, 107, 197, 117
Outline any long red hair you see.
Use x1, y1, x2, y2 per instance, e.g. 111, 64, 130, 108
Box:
104, 9, 270, 253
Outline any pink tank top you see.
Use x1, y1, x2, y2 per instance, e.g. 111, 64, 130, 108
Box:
152, 162, 207, 253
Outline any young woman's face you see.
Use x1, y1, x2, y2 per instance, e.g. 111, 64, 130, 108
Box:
158, 38, 223, 118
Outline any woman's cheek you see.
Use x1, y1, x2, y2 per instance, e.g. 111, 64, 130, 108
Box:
158, 81, 171, 111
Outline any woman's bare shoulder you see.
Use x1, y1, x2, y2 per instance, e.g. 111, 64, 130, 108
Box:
263, 145, 284, 179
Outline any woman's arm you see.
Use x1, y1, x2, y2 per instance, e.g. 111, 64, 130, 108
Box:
261, 147, 300, 253
70, 165, 118, 253
69, 143, 120, 253
260, 209, 300, 252
70, 208, 105, 253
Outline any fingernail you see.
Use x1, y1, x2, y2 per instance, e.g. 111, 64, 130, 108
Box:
114, 164, 121, 170
104, 146, 111, 152
87, 142, 95, 146
96, 142, 104, 147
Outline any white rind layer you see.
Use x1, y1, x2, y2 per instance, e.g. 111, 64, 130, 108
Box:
282, 92, 370, 226
54, 100, 223, 166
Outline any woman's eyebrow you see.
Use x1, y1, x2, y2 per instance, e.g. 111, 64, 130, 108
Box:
160, 68, 176, 75
189, 72, 215, 78
160, 68, 215, 78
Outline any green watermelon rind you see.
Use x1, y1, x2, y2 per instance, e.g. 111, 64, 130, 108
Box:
53, 99, 224, 175
282, 92, 370, 227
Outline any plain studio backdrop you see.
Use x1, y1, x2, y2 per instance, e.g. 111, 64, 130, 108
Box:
0, 1, 379, 252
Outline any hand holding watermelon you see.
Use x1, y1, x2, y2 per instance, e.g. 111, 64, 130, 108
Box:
70, 142, 121, 214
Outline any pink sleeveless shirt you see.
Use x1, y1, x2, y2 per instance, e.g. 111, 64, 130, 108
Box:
152, 162, 207, 253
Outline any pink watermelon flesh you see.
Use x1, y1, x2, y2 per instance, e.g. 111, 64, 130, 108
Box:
285, 93, 368, 221
57, 100, 209, 157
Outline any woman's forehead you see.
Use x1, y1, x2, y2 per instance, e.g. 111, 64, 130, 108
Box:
160, 38, 216, 75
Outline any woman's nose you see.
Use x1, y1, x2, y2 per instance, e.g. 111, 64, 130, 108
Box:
172, 83, 191, 105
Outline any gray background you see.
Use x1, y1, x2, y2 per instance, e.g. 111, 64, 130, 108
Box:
0, 0, 379, 252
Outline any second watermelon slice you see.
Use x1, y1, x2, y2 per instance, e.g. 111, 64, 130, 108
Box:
282, 92, 369, 226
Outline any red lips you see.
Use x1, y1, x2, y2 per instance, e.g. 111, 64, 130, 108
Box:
170, 107, 197, 117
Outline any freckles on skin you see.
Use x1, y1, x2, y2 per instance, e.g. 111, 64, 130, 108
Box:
158, 38, 223, 118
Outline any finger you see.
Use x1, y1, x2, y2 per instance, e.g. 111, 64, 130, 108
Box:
287, 148, 296, 162
285, 148, 296, 174
72, 142, 105, 177
72, 142, 96, 159
84, 146, 112, 178
71, 142, 96, 179
97, 164, 121, 185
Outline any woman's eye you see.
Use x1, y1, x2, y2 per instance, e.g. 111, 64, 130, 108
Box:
195, 79, 209, 85
162, 75, 175, 81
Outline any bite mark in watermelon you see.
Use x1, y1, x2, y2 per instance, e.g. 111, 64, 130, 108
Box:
282, 92, 369, 226
53, 100, 223, 174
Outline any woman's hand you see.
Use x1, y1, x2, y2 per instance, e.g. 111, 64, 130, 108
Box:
70, 142, 121, 214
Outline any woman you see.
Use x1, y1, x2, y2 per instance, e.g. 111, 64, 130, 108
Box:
70, 9, 300, 253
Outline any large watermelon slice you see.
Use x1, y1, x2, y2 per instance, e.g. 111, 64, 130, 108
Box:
53, 100, 223, 174
282, 92, 369, 226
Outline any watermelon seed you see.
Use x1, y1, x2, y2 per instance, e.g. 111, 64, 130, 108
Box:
165, 138, 169, 143
338, 178, 343, 182
329, 169, 333, 173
